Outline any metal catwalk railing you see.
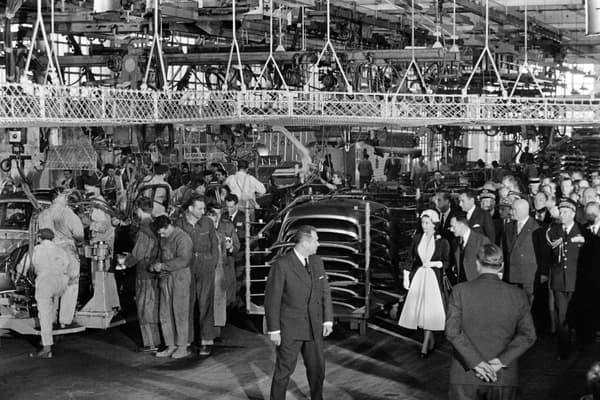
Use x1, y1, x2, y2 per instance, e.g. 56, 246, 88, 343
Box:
1, 83, 600, 127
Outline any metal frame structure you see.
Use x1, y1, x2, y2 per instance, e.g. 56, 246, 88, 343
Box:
244, 198, 373, 335
1, 83, 600, 127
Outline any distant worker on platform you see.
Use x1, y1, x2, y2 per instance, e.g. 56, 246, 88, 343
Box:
224, 160, 266, 220
357, 153, 373, 190
29, 228, 71, 358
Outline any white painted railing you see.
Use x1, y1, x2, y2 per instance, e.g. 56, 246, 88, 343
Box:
1, 83, 599, 127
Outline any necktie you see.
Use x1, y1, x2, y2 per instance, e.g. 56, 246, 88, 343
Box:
304, 258, 312, 275
459, 237, 465, 250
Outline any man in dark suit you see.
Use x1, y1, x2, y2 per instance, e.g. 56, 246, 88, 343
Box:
446, 244, 536, 400
265, 225, 334, 400
450, 215, 490, 283
575, 201, 600, 346
435, 191, 457, 243
504, 199, 539, 304
546, 198, 585, 359
224, 194, 247, 293
459, 189, 496, 243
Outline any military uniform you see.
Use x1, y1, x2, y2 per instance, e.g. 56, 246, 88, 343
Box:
546, 217, 585, 356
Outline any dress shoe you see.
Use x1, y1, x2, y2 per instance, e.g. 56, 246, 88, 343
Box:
419, 350, 429, 359
171, 347, 189, 359
198, 345, 212, 356
29, 349, 52, 358
156, 347, 177, 358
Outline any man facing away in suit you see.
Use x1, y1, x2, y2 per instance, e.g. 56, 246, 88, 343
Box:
504, 199, 539, 304
450, 215, 490, 283
265, 225, 334, 400
459, 189, 496, 244
446, 244, 536, 400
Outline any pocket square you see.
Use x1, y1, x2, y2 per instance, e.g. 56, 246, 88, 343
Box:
473, 224, 481, 228
318, 275, 326, 280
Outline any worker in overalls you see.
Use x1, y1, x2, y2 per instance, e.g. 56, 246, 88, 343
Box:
37, 187, 84, 329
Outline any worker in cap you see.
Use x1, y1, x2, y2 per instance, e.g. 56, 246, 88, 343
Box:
529, 177, 541, 196
479, 189, 497, 217
546, 196, 584, 359
30, 228, 72, 358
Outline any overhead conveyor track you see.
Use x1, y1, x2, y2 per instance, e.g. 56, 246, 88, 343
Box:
1, 83, 600, 127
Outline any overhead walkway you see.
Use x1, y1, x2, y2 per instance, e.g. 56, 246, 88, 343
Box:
1, 83, 599, 127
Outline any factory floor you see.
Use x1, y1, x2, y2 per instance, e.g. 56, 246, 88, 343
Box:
0, 312, 598, 400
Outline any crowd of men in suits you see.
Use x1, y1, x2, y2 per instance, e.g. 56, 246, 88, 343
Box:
429, 169, 600, 362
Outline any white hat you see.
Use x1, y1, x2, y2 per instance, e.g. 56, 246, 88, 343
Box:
420, 209, 440, 223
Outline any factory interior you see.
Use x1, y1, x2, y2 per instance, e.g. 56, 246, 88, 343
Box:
1, 0, 600, 399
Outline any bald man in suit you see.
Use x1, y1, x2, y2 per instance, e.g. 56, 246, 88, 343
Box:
446, 244, 536, 400
265, 225, 334, 400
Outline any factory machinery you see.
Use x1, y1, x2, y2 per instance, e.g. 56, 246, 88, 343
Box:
244, 191, 418, 335
0, 192, 125, 338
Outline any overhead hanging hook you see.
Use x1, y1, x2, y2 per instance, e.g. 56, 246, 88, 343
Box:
313, 0, 352, 93
394, 0, 428, 95
142, 0, 168, 90
461, 0, 507, 97
509, 0, 545, 98
23, 0, 63, 84
224, 0, 246, 91
252, 0, 289, 91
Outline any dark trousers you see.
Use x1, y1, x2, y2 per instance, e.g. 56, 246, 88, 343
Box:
189, 266, 218, 344
271, 337, 325, 400
514, 283, 534, 306
553, 290, 573, 355
449, 384, 518, 400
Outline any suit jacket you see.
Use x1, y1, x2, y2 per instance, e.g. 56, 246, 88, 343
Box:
504, 217, 539, 285
264, 251, 334, 341
547, 223, 585, 292
225, 210, 246, 245
440, 209, 457, 243
446, 274, 536, 386
455, 230, 490, 282
467, 206, 496, 244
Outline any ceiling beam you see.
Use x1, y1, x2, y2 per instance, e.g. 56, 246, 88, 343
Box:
455, 0, 562, 42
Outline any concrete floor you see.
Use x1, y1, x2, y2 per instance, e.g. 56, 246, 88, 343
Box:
0, 315, 598, 400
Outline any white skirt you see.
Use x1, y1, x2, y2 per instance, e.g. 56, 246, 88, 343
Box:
398, 267, 446, 331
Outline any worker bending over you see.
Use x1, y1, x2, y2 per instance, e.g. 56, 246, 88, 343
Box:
30, 229, 71, 358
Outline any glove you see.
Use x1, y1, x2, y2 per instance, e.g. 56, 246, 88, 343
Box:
403, 270, 410, 290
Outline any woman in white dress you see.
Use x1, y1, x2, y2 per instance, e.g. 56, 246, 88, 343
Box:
399, 209, 450, 357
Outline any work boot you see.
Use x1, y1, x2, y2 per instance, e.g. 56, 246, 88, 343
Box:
171, 347, 189, 359
198, 345, 212, 356
29, 347, 52, 359
155, 346, 176, 358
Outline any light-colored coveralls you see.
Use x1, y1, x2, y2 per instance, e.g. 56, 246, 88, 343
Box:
175, 216, 219, 345
38, 203, 84, 325
32, 240, 70, 346
224, 170, 266, 220
125, 218, 160, 348
158, 226, 193, 348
